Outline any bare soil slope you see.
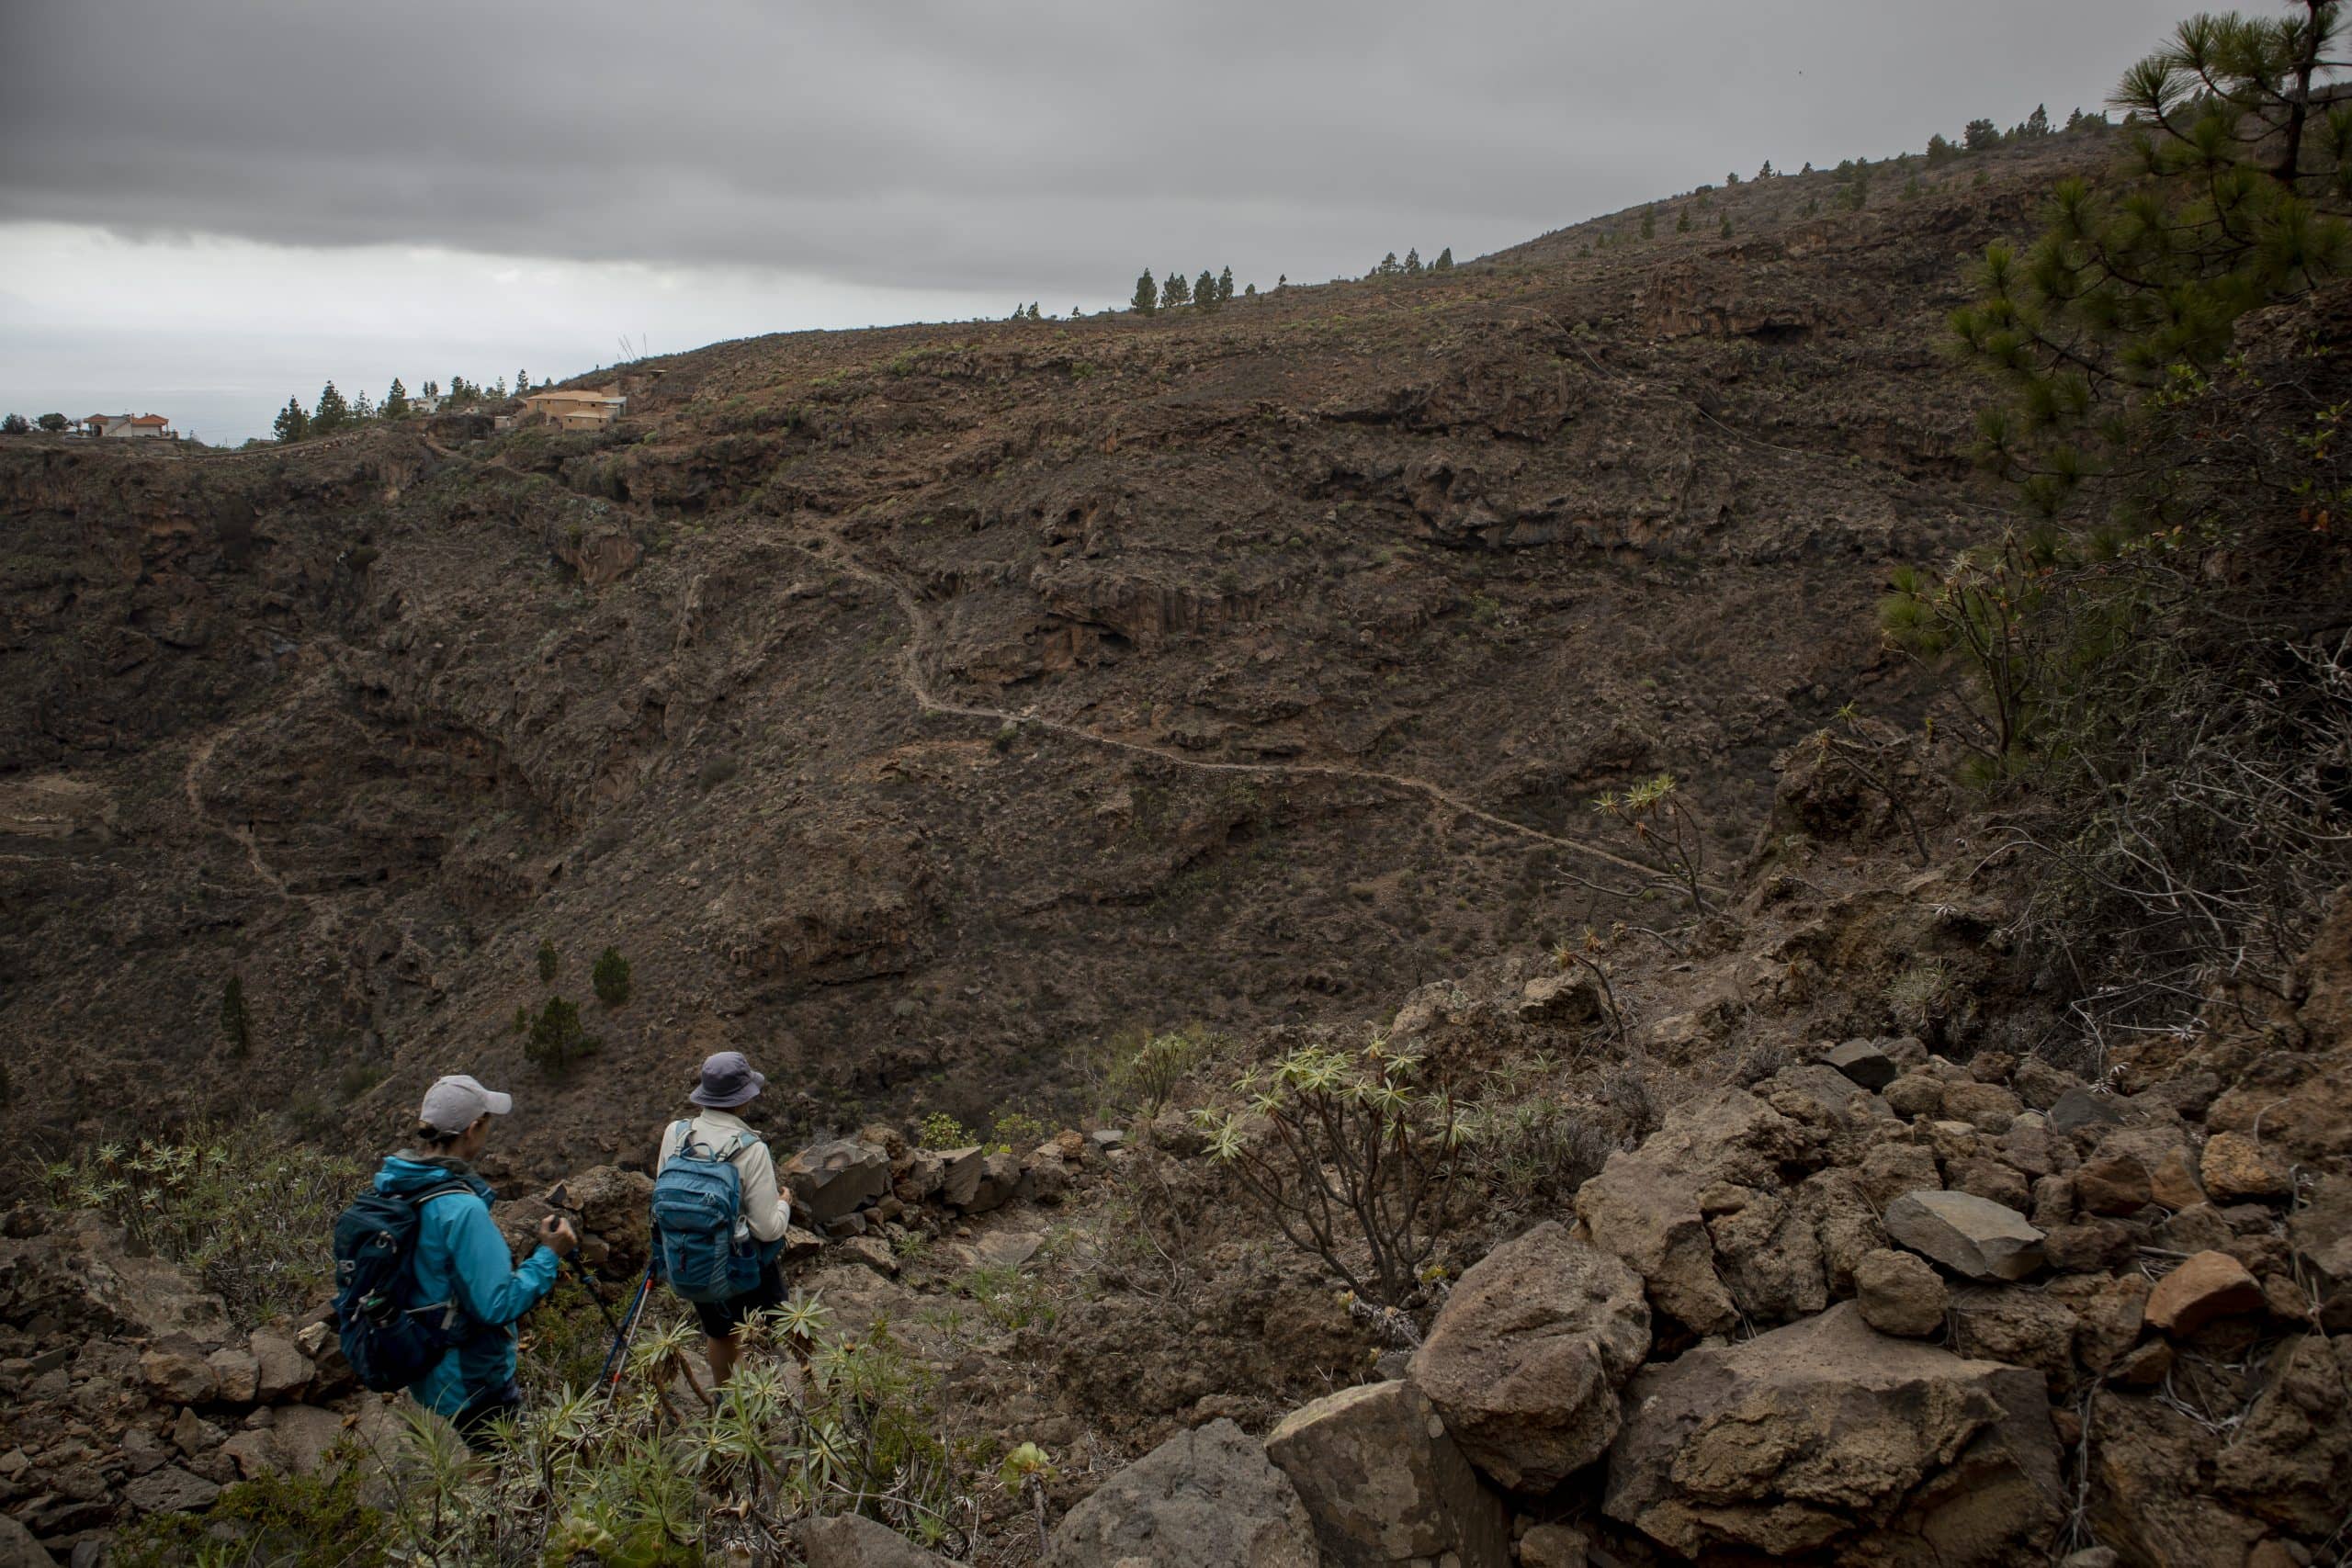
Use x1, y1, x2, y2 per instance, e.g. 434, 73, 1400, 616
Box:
0, 134, 2108, 1178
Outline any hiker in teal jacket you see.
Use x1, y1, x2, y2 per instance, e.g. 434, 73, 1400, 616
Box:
376, 1075, 574, 1441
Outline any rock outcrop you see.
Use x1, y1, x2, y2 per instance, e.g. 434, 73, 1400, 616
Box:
1265, 1380, 1508, 1568
1042, 1419, 1317, 1568
1407, 1222, 1647, 1493
1603, 1303, 2063, 1565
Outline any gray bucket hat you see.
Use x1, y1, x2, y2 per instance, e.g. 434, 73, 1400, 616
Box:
689, 1051, 765, 1109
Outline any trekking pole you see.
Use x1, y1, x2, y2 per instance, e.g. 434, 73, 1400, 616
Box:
595, 1261, 656, 1394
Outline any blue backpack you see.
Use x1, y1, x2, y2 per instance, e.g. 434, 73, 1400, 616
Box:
331, 1181, 474, 1391
650, 1122, 771, 1303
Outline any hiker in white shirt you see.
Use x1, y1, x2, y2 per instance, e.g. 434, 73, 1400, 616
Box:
655, 1052, 794, 1385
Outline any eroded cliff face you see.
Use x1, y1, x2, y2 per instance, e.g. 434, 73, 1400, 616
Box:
0, 138, 2101, 1176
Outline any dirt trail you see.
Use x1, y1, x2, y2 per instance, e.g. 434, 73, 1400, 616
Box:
809, 532, 1690, 889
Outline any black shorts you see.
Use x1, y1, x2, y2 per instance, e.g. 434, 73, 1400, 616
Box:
691, 1256, 787, 1339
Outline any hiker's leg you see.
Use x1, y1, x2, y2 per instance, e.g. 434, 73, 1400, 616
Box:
706, 1331, 741, 1385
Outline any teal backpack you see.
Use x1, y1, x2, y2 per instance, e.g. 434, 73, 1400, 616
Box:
650, 1122, 769, 1303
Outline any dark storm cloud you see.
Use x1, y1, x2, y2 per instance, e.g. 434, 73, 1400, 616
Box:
0, 1, 2198, 294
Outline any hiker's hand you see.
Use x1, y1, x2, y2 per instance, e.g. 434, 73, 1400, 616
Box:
540, 1216, 578, 1258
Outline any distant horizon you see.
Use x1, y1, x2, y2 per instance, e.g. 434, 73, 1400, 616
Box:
2, 0, 2215, 445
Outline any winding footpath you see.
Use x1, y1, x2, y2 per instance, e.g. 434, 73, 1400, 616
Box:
808, 531, 1689, 888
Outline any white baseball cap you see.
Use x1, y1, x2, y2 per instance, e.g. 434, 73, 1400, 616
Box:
417, 1074, 514, 1134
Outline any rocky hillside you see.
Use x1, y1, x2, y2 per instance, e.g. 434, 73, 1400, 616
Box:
0, 132, 2122, 1180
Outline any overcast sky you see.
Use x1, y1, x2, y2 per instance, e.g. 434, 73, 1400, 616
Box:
2, 0, 2210, 444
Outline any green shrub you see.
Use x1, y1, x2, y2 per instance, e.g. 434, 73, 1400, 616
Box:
45, 1123, 364, 1327
1200, 1036, 1472, 1308
918, 1111, 972, 1150
593, 945, 633, 1007
113, 1464, 386, 1568
537, 938, 560, 986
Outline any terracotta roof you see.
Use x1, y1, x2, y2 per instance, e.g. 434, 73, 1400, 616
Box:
129, 414, 169, 426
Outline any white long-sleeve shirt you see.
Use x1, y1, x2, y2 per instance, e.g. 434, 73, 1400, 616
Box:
656, 1110, 791, 1243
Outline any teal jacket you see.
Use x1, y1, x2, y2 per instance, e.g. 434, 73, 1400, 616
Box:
373, 1155, 559, 1418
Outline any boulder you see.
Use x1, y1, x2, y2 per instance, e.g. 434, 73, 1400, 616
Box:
1264, 1380, 1508, 1567
1574, 1090, 1820, 1335
1884, 1190, 2045, 1281
248, 1330, 313, 1403
1041, 1418, 1317, 1567
794, 1513, 952, 1566
1950, 1287, 2079, 1396
141, 1335, 220, 1404
2214, 1334, 2352, 1535
1516, 1524, 1589, 1568
2013, 1056, 2080, 1110
895, 1146, 946, 1203
942, 1147, 1022, 1214
2046, 1272, 2149, 1375
2144, 1251, 2263, 1337
1855, 1248, 1947, 1337
562, 1166, 655, 1273
2072, 1155, 2153, 1217
2042, 1221, 2137, 1274
2089, 1394, 2270, 1568
1519, 969, 1602, 1025
0, 1514, 57, 1568
122, 1464, 221, 1515
2148, 1148, 2206, 1210
0, 1212, 232, 1344
1856, 1141, 1941, 1210
1706, 1190, 1827, 1325
1940, 1082, 2023, 1134
207, 1345, 261, 1405
1826, 1038, 1898, 1090
1408, 1222, 1648, 1494
1793, 1168, 1887, 1294
2199, 1133, 2291, 1204
2290, 1174, 2352, 1282
1883, 1072, 1944, 1120
2048, 1088, 2124, 1135
1604, 1303, 2061, 1565
784, 1141, 893, 1225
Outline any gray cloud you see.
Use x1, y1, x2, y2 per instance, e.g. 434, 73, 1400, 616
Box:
2, 0, 2205, 297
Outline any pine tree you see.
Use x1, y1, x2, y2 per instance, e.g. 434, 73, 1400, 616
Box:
1216, 265, 1234, 301
422, 380, 439, 401
272, 398, 310, 444
1804, 197, 1820, 217
1378, 251, 1402, 276
1951, 0, 2352, 520
1026, 301, 1042, 320
1640, 210, 1656, 239
311, 381, 349, 434
525, 995, 595, 1076
1758, 160, 1776, 179
1193, 269, 1216, 309
1724, 169, 1741, 186
1405, 247, 1423, 273
1164, 270, 1191, 306
220, 976, 252, 1058
1433, 248, 1453, 270
1243, 281, 1257, 297
1132, 269, 1159, 315
1677, 208, 1692, 232
1964, 118, 2001, 151
2023, 103, 2051, 139
515, 369, 530, 395
1720, 213, 1734, 239
489, 378, 506, 400
1928, 133, 1957, 164
351, 389, 375, 422
381, 378, 411, 419
0, 414, 26, 435
593, 946, 632, 1006
537, 938, 560, 986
